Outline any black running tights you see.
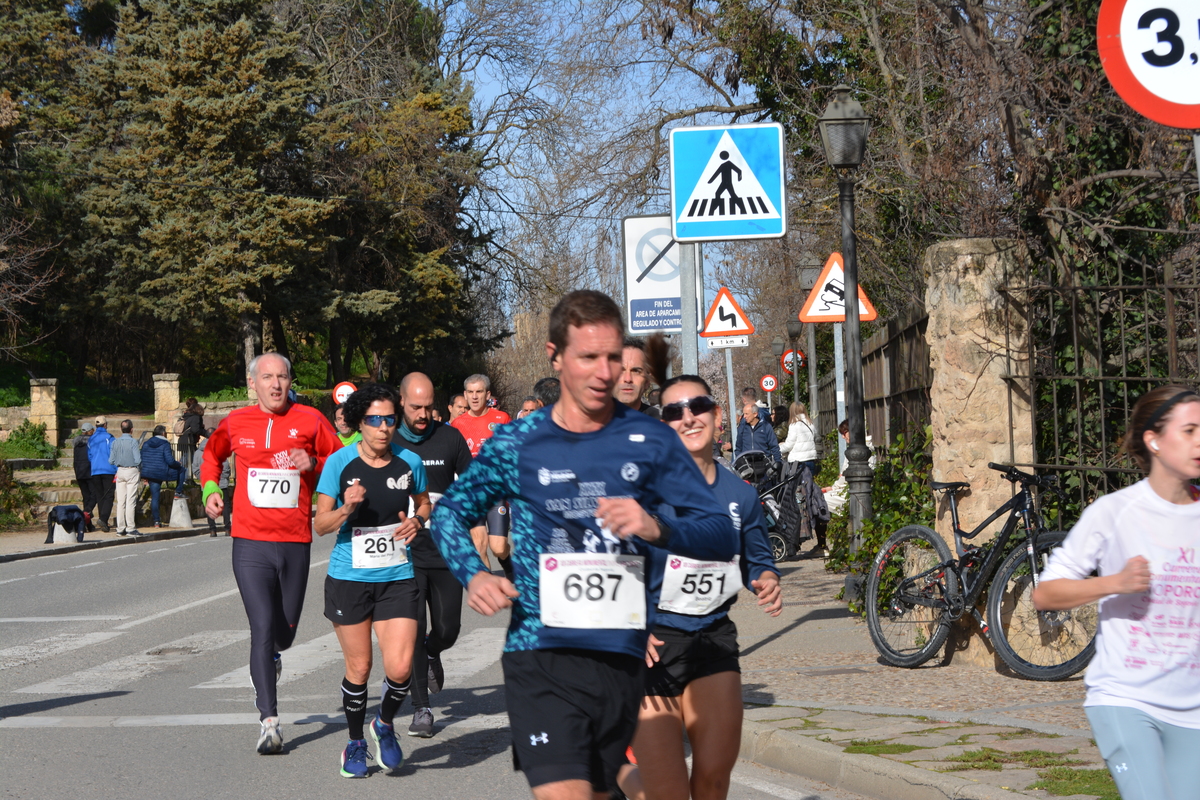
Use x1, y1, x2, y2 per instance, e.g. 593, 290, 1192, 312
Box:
231, 537, 310, 720
409, 566, 464, 708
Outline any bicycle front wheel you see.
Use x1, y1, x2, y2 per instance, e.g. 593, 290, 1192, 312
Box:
865, 525, 957, 668
988, 531, 1097, 681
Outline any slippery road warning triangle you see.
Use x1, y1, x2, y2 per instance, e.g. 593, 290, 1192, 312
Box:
701, 287, 755, 337
798, 253, 878, 323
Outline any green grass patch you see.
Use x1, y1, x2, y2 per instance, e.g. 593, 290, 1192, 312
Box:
1029, 766, 1118, 799
0, 420, 57, 459
0, 460, 42, 526
941, 747, 1086, 772
843, 739, 929, 755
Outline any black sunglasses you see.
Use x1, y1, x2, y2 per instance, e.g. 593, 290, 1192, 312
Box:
661, 395, 718, 422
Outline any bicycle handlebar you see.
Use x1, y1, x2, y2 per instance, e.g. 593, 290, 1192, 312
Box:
987, 462, 1061, 492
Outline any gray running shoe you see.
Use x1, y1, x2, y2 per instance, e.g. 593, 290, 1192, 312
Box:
407, 707, 434, 738
256, 717, 283, 754
427, 653, 444, 694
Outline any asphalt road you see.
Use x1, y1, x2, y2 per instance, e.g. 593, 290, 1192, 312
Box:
0, 535, 867, 800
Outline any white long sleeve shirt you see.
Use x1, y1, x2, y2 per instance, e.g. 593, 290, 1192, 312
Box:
1039, 479, 1200, 728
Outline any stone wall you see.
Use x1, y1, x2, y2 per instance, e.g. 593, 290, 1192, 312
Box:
925, 238, 1034, 667
0, 406, 30, 442
28, 379, 57, 446
153, 374, 180, 444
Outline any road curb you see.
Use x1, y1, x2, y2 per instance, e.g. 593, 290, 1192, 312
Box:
740, 720, 1028, 800
0, 527, 217, 564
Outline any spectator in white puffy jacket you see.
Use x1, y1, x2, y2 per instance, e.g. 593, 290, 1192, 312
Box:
778, 401, 818, 476
825, 419, 876, 517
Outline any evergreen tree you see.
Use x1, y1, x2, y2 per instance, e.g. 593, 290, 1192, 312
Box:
74, 0, 333, 367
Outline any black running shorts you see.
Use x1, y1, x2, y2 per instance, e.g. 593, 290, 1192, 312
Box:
323, 576, 419, 625
502, 648, 643, 792
486, 502, 510, 538
644, 615, 740, 697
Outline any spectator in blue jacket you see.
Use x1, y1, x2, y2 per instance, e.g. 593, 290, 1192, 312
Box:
141, 425, 184, 528
734, 398, 782, 464
86, 416, 116, 532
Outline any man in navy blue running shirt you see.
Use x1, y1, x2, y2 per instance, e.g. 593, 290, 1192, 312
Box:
431, 290, 736, 800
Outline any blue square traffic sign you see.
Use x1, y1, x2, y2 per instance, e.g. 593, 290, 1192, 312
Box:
669, 123, 786, 242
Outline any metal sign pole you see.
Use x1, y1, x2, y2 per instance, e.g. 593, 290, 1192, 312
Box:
725, 346, 737, 453
807, 324, 818, 423
680, 244, 699, 374
834, 321, 846, 471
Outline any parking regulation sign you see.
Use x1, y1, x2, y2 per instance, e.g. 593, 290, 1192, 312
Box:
622, 215, 702, 335
1098, 0, 1200, 127
669, 123, 787, 242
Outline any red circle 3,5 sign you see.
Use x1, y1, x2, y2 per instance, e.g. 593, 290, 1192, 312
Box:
1098, 0, 1200, 127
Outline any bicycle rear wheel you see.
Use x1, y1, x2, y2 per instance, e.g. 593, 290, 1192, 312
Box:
988, 531, 1097, 681
865, 525, 957, 668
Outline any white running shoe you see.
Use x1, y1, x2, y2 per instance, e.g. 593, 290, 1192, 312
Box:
257, 716, 283, 754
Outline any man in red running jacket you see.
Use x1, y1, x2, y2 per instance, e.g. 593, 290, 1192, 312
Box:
451, 373, 512, 573
201, 352, 342, 755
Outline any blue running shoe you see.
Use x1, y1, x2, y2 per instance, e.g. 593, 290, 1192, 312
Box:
370, 716, 404, 771
340, 738, 369, 778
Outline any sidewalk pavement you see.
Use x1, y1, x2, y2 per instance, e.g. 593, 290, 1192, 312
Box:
727, 559, 1107, 800
0, 516, 221, 562
0, 515, 1107, 798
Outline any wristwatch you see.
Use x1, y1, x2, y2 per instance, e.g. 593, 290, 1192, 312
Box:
413, 513, 427, 529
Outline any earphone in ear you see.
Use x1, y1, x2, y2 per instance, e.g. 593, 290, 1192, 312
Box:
1151, 440, 1160, 452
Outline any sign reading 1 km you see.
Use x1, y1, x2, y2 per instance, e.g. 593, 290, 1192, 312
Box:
1098, 0, 1200, 127
669, 123, 787, 242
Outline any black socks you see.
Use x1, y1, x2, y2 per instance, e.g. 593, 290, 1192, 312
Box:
341, 678, 368, 740
379, 674, 411, 725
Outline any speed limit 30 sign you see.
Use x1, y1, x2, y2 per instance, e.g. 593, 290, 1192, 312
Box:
760, 374, 777, 393
1099, 0, 1200, 127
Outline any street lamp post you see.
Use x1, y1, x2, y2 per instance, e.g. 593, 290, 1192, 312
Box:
818, 84, 873, 539
770, 336, 786, 403
785, 320, 803, 413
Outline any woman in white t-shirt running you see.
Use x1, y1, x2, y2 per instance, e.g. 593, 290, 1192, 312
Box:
1032, 385, 1200, 800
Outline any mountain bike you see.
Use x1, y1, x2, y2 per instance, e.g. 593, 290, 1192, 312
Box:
864, 463, 1098, 681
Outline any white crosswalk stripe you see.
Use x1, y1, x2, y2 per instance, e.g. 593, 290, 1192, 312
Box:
0, 710, 512, 730
192, 631, 342, 689
0, 631, 124, 671
441, 627, 506, 681
15, 630, 250, 694
192, 626, 507, 690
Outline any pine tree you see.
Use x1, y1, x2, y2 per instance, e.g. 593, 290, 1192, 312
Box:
75, 0, 333, 367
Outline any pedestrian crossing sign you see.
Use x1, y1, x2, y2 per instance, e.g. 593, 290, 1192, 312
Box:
670, 123, 786, 242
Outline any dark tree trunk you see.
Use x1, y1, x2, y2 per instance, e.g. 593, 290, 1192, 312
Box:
267, 309, 289, 362
329, 321, 346, 383
237, 293, 262, 372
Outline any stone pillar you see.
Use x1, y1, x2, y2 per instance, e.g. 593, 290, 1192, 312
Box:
153, 373, 181, 445
925, 239, 1034, 667
28, 379, 58, 447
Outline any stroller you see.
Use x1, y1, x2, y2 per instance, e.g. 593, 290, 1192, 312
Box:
731, 451, 820, 561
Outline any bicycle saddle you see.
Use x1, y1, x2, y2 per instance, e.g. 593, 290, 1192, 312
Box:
929, 480, 970, 492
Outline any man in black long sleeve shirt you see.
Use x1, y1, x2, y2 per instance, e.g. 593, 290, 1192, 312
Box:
396, 372, 474, 738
